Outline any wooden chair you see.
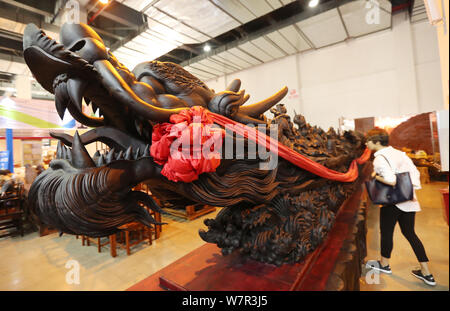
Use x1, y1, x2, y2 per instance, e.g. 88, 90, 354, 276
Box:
148, 200, 162, 240
0, 184, 25, 238
81, 235, 110, 252
116, 222, 153, 256
107, 200, 159, 256
78, 234, 118, 257
76, 182, 160, 257
135, 183, 162, 240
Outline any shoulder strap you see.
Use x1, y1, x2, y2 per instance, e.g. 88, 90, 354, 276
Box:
376, 154, 392, 169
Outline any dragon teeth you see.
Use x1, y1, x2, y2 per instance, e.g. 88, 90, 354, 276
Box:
97, 154, 105, 166
56, 141, 63, 159
125, 147, 133, 160
105, 148, 115, 163
67, 148, 72, 163
116, 150, 124, 160
143, 145, 150, 157
85, 145, 148, 164
133, 147, 140, 160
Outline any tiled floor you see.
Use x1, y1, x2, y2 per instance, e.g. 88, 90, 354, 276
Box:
360, 181, 449, 291
0, 182, 448, 291
0, 209, 220, 291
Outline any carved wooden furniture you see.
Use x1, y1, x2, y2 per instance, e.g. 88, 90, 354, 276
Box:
81, 235, 112, 253
0, 184, 25, 238
440, 188, 449, 226
77, 184, 162, 257
135, 184, 162, 239
417, 166, 430, 184
114, 190, 158, 256
77, 234, 117, 257
116, 222, 153, 256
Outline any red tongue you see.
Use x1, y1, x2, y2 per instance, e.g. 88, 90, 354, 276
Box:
151, 106, 370, 183
209, 111, 370, 182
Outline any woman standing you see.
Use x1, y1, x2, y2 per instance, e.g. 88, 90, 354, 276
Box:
365, 128, 436, 286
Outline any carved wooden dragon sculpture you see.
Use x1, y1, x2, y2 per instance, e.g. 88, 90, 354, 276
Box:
24, 23, 367, 265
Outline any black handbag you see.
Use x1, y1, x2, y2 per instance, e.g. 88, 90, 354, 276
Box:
365, 155, 414, 205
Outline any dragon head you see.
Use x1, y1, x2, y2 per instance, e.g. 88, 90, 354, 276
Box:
23, 23, 181, 236
24, 23, 367, 264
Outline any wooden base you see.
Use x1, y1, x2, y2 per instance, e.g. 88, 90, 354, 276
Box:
127, 242, 312, 291
38, 223, 57, 237
127, 173, 369, 291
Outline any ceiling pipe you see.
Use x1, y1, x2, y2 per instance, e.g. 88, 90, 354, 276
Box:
88, 1, 112, 25
392, 0, 413, 13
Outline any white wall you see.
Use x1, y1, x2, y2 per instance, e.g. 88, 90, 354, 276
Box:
205, 11, 444, 130
411, 18, 445, 113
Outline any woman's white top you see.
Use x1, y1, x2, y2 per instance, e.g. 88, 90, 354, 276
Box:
373, 146, 421, 212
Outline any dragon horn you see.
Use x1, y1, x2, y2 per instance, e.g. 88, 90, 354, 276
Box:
239, 86, 288, 117
226, 79, 241, 92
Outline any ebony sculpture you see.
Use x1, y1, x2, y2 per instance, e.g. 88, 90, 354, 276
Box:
24, 23, 366, 265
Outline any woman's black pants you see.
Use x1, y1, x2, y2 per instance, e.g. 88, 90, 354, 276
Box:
380, 204, 429, 262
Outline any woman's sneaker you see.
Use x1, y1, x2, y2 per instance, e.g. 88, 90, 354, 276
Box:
411, 270, 436, 286
366, 260, 392, 274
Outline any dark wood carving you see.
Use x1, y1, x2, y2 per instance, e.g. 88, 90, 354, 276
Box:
24, 22, 366, 265
389, 112, 433, 154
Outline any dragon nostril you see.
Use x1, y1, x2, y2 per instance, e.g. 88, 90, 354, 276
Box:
69, 39, 86, 52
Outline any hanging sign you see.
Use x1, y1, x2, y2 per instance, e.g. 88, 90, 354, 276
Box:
0, 151, 9, 170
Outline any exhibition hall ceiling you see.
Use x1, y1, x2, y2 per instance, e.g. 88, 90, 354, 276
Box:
0, 0, 416, 97
115, 0, 393, 80
410, 0, 428, 23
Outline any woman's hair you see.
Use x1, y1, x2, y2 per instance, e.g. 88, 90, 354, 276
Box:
366, 128, 389, 146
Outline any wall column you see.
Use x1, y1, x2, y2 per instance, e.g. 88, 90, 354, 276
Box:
392, 12, 420, 115
435, 0, 449, 109
15, 75, 32, 100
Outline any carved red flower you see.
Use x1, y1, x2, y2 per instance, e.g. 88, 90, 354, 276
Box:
150, 106, 223, 182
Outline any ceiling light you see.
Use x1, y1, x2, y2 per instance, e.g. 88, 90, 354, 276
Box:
203, 45, 211, 52
308, 0, 319, 8
99, 0, 109, 4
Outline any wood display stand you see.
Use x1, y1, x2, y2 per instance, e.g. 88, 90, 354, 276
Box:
38, 222, 57, 237
164, 204, 216, 221
417, 166, 430, 184
127, 164, 370, 291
